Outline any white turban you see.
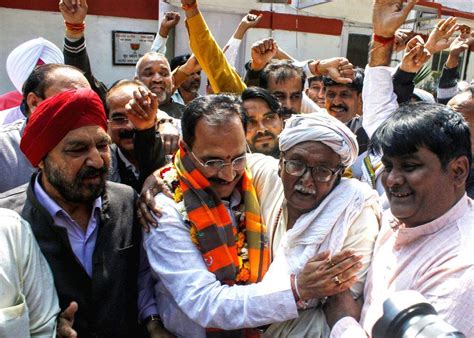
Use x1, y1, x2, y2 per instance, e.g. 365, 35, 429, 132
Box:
6, 37, 64, 93
279, 113, 359, 167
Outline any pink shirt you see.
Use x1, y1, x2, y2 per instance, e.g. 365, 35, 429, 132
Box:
331, 195, 474, 337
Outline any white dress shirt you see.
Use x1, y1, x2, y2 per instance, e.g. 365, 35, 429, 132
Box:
144, 193, 298, 338
0, 208, 59, 337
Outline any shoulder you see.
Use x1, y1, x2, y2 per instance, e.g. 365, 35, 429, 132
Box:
105, 181, 137, 206
0, 183, 28, 206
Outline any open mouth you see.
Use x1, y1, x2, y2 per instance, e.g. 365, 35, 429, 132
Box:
390, 191, 413, 198
295, 185, 316, 196
330, 106, 347, 113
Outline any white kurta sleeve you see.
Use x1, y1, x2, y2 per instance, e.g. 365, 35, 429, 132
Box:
0, 209, 60, 337
362, 66, 399, 139
144, 194, 298, 331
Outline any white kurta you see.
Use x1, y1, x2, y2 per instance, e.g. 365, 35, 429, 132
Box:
0, 208, 59, 337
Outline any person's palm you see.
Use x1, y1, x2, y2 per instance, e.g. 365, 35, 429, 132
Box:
373, 0, 418, 38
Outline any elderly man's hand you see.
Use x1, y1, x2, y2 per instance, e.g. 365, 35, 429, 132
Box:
373, 0, 418, 38
297, 250, 362, 301
125, 86, 158, 131
250, 38, 278, 71
400, 35, 431, 73
56, 301, 78, 338
138, 169, 173, 232
323, 289, 362, 328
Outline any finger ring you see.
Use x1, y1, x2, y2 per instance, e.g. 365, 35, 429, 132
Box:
332, 275, 341, 286
326, 257, 334, 267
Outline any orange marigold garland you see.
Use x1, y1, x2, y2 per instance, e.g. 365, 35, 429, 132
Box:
159, 163, 250, 284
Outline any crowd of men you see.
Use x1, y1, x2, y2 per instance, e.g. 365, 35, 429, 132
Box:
0, 0, 473, 337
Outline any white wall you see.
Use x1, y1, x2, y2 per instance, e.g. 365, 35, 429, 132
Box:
0, 8, 158, 94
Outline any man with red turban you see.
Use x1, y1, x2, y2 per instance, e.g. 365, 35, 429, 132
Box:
0, 88, 169, 337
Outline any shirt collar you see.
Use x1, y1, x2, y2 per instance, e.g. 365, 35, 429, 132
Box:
117, 147, 139, 178
392, 194, 469, 246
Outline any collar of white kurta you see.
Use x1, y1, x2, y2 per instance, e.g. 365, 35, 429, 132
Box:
279, 178, 380, 273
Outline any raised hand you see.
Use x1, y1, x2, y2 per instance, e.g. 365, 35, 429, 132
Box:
159, 12, 180, 38
125, 86, 158, 131
373, 0, 418, 38
318, 57, 354, 84
425, 17, 458, 54
59, 0, 88, 24
446, 34, 474, 69
250, 38, 278, 71
394, 29, 416, 52
400, 35, 431, 73
240, 13, 263, 30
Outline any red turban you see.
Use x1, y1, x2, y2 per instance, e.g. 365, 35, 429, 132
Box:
20, 88, 108, 167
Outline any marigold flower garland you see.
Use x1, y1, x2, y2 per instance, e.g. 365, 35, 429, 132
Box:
158, 164, 251, 283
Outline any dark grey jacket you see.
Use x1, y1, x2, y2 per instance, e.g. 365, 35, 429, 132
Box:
0, 175, 145, 338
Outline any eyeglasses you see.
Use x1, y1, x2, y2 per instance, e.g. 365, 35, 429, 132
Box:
283, 159, 342, 183
109, 115, 129, 126
190, 150, 247, 172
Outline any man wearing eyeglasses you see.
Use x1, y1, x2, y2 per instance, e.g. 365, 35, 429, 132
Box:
105, 80, 178, 192
143, 94, 373, 337
246, 113, 381, 336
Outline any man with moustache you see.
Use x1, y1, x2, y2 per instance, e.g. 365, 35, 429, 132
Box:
242, 86, 284, 158
0, 88, 165, 337
324, 0, 474, 335
169, 54, 202, 105
106, 79, 175, 192
135, 52, 185, 119
323, 68, 368, 154
143, 94, 364, 337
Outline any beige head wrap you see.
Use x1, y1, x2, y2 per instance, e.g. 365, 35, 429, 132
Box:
279, 113, 359, 167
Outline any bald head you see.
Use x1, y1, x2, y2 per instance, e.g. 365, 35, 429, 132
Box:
23, 64, 90, 117
135, 52, 173, 105
448, 88, 474, 159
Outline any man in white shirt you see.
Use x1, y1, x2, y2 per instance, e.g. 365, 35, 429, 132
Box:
0, 208, 59, 337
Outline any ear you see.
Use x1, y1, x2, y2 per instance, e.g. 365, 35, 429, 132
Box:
26, 92, 43, 114
278, 156, 284, 178
37, 159, 44, 171
304, 88, 310, 95
450, 155, 470, 188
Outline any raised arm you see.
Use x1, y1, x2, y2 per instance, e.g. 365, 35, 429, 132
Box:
151, 12, 181, 54
181, 0, 246, 93
59, 0, 107, 103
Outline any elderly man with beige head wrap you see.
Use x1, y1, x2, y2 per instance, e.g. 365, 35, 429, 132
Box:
248, 113, 381, 337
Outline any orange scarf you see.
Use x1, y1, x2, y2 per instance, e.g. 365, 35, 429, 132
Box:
174, 145, 269, 284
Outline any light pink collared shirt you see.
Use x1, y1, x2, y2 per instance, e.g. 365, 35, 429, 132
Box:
331, 195, 474, 337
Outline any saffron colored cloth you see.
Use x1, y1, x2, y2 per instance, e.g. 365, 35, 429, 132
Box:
174, 145, 269, 284
20, 88, 107, 167
331, 195, 474, 337
0, 91, 22, 111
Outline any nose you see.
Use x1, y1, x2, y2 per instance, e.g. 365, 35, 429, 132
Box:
318, 87, 325, 99
384, 168, 404, 188
151, 72, 163, 83
332, 94, 343, 106
218, 164, 236, 182
280, 97, 292, 111
86, 147, 105, 169
256, 119, 267, 133
299, 168, 315, 187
